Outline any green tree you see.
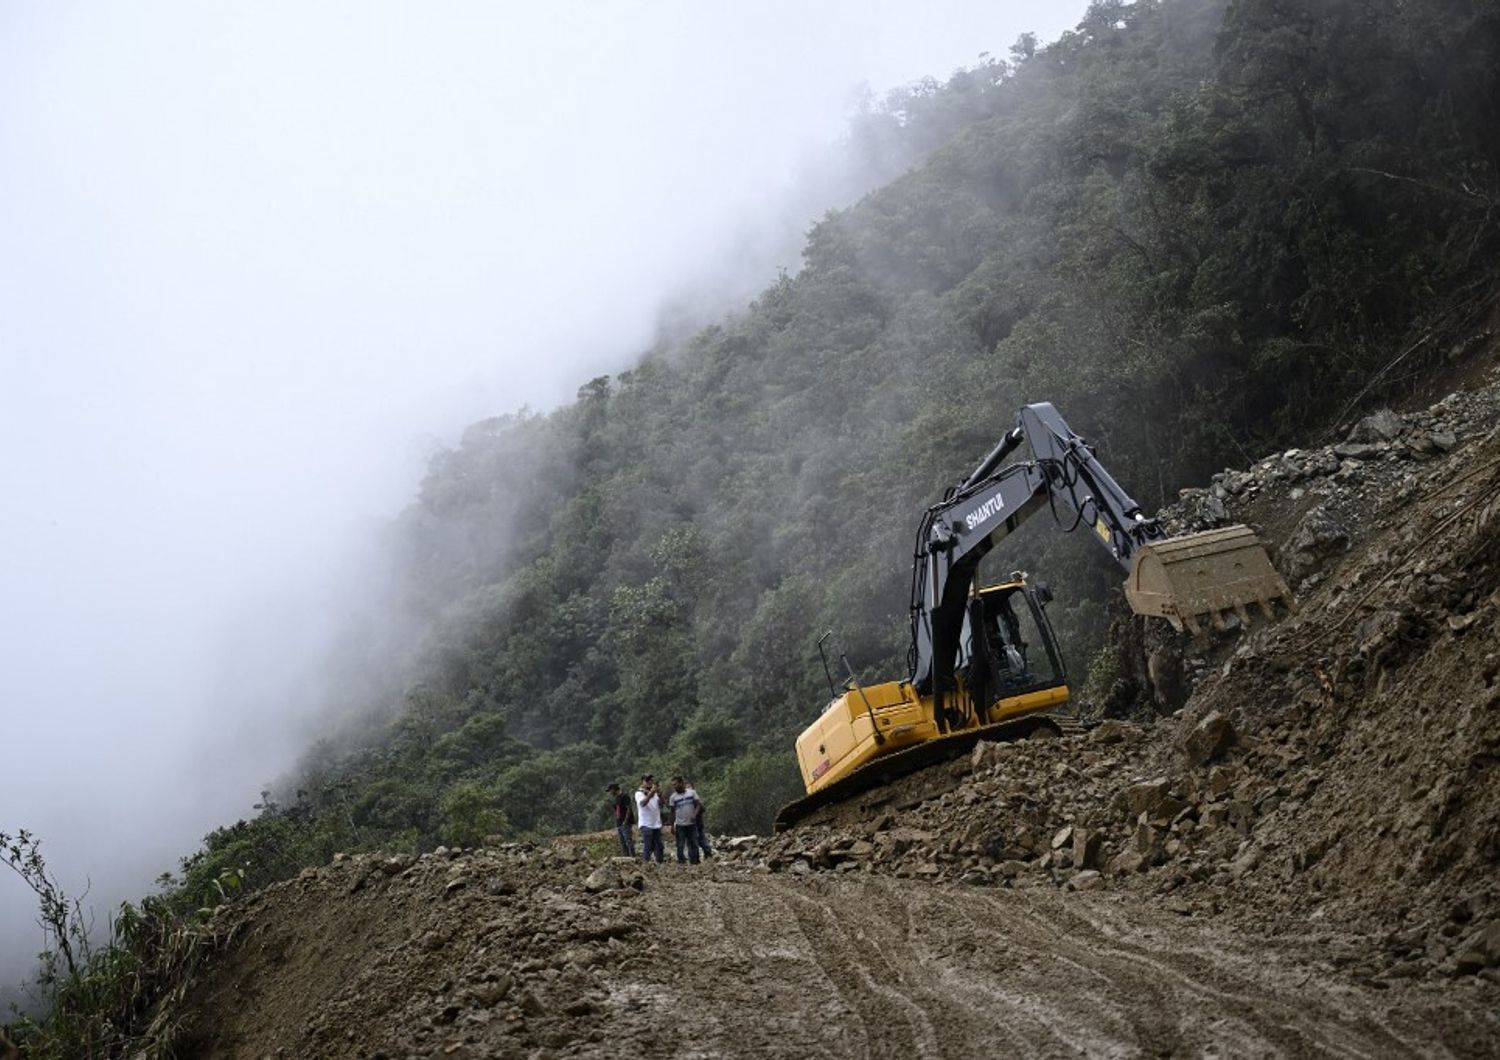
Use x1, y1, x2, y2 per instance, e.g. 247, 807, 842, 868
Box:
438, 783, 509, 847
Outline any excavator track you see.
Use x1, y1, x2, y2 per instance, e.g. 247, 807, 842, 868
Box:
773, 712, 1072, 833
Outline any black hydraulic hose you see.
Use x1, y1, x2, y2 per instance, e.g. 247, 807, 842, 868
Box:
908, 507, 938, 677
1039, 451, 1089, 534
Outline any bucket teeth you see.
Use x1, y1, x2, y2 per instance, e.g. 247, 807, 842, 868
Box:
1182, 593, 1290, 635
1178, 590, 1292, 636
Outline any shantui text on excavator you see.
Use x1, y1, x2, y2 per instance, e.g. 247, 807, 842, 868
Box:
775, 402, 1292, 831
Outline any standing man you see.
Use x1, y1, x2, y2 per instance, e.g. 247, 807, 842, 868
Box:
686, 778, 714, 860
606, 782, 635, 858
668, 776, 702, 865
635, 774, 665, 864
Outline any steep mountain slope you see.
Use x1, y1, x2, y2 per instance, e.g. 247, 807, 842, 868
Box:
150, 365, 1500, 1058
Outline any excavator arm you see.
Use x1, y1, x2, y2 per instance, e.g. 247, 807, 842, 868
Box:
909, 403, 1290, 713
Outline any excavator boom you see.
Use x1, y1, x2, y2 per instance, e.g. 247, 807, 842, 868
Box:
909, 403, 1291, 698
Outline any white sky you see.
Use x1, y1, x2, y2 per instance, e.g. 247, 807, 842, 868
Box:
0, 1, 1087, 984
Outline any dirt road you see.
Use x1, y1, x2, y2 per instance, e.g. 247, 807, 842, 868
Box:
610, 868, 1492, 1059
172, 848, 1498, 1059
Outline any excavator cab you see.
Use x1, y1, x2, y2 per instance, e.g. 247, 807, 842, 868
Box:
957, 577, 1065, 707
953, 575, 1069, 731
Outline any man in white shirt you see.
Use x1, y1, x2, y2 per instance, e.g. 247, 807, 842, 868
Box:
634, 774, 665, 864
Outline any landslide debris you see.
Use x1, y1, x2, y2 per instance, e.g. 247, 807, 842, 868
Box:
169, 843, 655, 1058
735, 368, 1500, 986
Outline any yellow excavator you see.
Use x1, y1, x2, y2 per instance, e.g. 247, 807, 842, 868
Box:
774, 403, 1292, 831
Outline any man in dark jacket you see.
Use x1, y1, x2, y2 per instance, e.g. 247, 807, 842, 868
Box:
606, 782, 635, 857
687, 778, 714, 859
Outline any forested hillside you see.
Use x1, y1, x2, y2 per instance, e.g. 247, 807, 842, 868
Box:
179, 0, 1500, 900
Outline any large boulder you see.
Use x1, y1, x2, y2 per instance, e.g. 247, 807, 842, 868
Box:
1453, 923, 1500, 975
1089, 720, 1131, 746
1147, 644, 1186, 714
1347, 407, 1404, 443
1183, 711, 1238, 767
583, 865, 621, 893
1284, 505, 1350, 586
1115, 778, 1171, 819
1072, 829, 1103, 871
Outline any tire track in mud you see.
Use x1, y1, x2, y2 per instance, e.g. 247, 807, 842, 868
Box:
943, 892, 1350, 1058
929, 885, 1481, 1058
804, 879, 1181, 1058
775, 884, 942, 1057
1002, 895, 1423, 1058
905, 893, 1181, 1057
885, 893, 1082, 1057
629, 871, 1497, 1059
664, 873, 940, 1057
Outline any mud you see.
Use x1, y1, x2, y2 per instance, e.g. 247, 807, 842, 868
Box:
169, 849, 1498, 1059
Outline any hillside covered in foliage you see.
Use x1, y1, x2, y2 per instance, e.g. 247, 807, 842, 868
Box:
183, 0, 1499, 898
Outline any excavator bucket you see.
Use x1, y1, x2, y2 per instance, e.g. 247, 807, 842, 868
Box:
1125, 524, 1293, 634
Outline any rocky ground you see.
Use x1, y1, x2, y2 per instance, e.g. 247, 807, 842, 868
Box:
165, 842, 1498, 1059
157, 367, 1500, 1058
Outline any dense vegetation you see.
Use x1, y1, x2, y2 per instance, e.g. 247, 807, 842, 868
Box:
9, 0, 1500, 1050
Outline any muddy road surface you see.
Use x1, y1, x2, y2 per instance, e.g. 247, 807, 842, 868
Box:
612, 870, 1490, 1059
171, 851, 1496, 1059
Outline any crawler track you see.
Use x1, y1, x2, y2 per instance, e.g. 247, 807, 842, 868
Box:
774, 713, 1071, 832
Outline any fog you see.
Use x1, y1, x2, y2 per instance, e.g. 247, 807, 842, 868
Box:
0, 1, 1085, 989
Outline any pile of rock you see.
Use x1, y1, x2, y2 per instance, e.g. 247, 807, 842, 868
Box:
727, 713, 1283, 895
196, 840, 660, 1057
1168, 383, 1498, 581
1112, 375, 1500, 721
